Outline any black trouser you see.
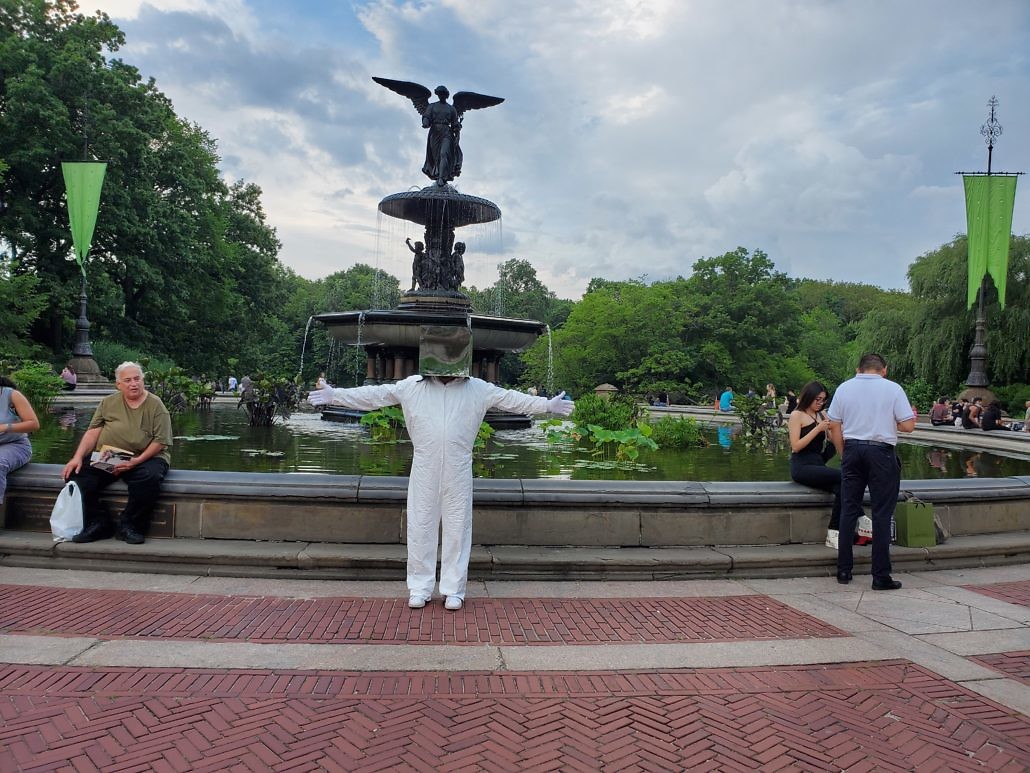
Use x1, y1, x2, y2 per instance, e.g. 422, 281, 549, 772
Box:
790, 453, 841, 529
838, 442, 900, 581
72, 458, 169, 534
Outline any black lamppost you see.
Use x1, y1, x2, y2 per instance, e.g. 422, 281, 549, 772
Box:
956, 97, 1023, 401
62, 159, 109, 386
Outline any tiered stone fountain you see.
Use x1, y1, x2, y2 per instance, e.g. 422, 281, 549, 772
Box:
315, 77, 545, 427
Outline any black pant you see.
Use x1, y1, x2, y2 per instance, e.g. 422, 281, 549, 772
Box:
72, 458, 169, 534
838, 444, 900, 581
790, 453, 841, 529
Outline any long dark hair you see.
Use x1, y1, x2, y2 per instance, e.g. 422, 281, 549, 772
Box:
797, 381, 829, 413
0, 376, 17, 390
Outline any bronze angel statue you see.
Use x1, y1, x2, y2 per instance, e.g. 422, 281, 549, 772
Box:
373, 77, 504, 186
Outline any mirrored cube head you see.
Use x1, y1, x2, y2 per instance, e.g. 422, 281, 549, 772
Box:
418, 325, 472, 377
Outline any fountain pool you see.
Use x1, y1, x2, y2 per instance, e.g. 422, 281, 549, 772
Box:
33, 403, 1030, 481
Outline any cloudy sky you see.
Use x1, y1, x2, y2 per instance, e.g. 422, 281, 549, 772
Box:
83, 0, 1029, 299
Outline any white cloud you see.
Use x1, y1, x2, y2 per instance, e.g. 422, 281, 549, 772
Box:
81, 0, 1030, 297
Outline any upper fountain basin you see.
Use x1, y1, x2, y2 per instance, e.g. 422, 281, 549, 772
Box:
378, 186, 501, 228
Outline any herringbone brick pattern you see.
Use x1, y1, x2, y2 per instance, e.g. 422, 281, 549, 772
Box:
973, 651, 1030, 684
0, 585, 843, 644
1, 662, 1027, 771
965, 579, 1030, 608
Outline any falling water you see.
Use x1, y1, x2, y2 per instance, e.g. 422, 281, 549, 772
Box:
353, 311, 366, 385
545, 324, 554, 396
297, 315, 314, 381
493, 261, 507, 316
325, 337, 337, 384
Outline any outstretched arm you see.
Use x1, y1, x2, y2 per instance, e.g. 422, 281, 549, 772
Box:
308, 382, 403, 412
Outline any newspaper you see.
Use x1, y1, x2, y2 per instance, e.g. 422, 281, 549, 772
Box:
90, 445, 135, 473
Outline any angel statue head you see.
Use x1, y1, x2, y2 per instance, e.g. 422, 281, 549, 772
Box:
373, 76, 504, 186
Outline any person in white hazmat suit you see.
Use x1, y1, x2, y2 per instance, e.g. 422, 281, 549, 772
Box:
308, 325, 574, 611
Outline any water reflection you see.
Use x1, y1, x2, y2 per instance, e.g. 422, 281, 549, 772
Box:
35, 404, 1029, 482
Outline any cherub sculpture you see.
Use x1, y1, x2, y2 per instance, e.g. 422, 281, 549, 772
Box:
372, 77, 504, 186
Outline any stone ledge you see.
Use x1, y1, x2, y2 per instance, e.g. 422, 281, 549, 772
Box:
9, 464, 1028, 508
3, 530, 1029, 581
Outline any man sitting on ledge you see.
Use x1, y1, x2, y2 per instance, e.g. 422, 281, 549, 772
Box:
62, 362, 173, 545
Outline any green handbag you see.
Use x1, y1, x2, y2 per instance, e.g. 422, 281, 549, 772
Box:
894, 496, 936, 548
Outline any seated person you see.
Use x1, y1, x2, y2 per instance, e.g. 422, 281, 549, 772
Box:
0, 376, 41, 506
981, 400, 1012, 431
60, 366, 77, 391
787, 381, 841, 546
718, 387, 734, 412
961, 398, 982, 429
950, 400, 965, 425
62, 362, 172, 545
929, 397, 952, 426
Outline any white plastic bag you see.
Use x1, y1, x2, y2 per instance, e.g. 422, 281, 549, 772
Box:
50, 481, 83, 542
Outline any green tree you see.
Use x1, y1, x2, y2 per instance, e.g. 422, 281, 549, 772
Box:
905, 235, 1029, 388
682, 247, 803, 390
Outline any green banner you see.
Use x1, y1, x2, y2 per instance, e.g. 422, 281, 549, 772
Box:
61, 161, 107, 277
963, 174, 1017, 309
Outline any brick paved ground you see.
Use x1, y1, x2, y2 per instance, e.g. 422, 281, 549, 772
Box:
0, 585, 844, 644
965, 579, 1030, 608
2, 661, 1028, 772
973, 652, 1030, 685
3, 568, 1030, 771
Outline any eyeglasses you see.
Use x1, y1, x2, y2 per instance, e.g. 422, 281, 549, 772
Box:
814, 396, 827, 402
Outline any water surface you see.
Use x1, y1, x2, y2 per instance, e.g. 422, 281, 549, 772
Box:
32, 404, 1028, 481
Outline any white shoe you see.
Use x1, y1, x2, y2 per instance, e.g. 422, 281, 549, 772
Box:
444, 596, 463, 611
408, 595, 429, 609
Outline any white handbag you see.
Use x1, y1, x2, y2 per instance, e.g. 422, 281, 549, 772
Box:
50, 481, 84, 542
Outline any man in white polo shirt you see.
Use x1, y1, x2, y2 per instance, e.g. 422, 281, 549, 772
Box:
826, 353, 916, 590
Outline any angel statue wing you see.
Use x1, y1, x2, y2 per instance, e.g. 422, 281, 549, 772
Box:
372, 76, 432, 115
452, 91, 505, 117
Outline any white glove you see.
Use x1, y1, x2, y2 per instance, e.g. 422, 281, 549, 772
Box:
546, 391, 574, 417
307, 386, 336, 407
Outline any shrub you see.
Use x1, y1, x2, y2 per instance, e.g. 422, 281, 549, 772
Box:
570, 392, 641, 431
91, 341, 146, 378
237, 372, 301, 426
650, 416, 707, 448
903, 377, 938, 414
360, 406, 406, 442
992, 383, 1029, 417
6, 360, 64, 411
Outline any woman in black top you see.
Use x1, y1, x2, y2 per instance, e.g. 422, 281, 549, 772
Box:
788, 381, 840, 540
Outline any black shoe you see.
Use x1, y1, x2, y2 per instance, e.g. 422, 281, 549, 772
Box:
836, 571, 852, 585
116, 528, 145, 545
71, 522, 112, 543
872, 577, 902, 591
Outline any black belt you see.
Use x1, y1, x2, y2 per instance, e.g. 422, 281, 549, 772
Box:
847, 439, 894, 449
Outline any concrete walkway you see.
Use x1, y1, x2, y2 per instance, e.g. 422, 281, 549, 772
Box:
2, 564, 1029, 770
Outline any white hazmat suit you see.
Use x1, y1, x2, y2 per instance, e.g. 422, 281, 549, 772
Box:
309, 376, 573, 603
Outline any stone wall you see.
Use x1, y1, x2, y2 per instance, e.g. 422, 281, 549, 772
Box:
5, 464, 1029, 547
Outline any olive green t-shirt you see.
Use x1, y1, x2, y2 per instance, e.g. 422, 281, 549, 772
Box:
88, 392, 173, 465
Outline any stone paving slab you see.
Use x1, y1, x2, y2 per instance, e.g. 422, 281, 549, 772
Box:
1, 662, 1028, 771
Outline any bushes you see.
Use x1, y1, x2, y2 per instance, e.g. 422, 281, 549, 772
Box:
5, 361, 64, 411
569, 393, 641, 431
650, 416, 706, 448
992, 383, 1029, 417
